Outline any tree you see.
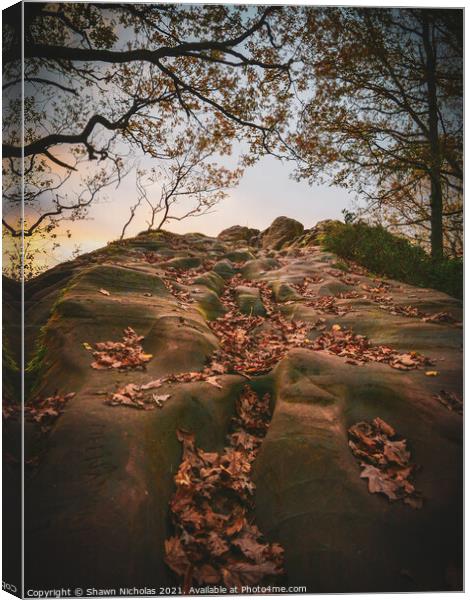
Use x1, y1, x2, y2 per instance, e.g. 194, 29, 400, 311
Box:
293, 8, 463, 259
2, 3, 296, 266
120, 142, 241, 240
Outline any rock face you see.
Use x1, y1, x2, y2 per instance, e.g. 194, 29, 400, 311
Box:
218, 225, 260, 244
296, 218, 342, 248
261, 216, 304, 249
5, 222, 462, 593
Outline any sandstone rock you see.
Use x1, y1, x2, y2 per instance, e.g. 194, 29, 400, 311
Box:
271, 281, 302, 303
192, 271, 226, 296
241, 257, 280, 280
212, 259, 236, 280
15, 225, 462, 593
223, 249, 255, 263
262, 216, 304, 249
234, 286, 266, 316
218, 225, 260, 244
296, 219, 342, 247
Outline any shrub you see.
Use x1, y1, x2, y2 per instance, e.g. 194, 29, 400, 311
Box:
321, 222, 462, 299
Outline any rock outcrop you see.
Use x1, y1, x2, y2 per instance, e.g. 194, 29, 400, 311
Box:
295, 218, 342, 248
4, 220, 462, 593
261, 216, 304, 249
218, 225, 260, 244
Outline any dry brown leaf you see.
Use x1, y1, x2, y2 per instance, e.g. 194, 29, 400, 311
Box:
435, 390, 462, 415
206, 376, 223, 389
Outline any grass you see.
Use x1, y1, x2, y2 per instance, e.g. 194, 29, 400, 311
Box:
320, 222, 462, 299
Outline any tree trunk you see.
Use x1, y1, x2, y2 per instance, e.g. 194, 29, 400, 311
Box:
423, 12, 444, 260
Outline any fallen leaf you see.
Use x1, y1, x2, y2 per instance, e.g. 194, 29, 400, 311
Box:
140, 379, 164, 390
206, 376, 223, 389
434, 390, 462, 415
153, 393, 171, 408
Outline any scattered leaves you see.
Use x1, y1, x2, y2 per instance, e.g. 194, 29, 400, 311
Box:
292, 279, 352, 315
422, 311, 460, 325
106, 381, 170, 410
313, 325, 432, 370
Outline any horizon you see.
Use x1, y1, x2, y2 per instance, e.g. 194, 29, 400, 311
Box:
36, 153, 353, 269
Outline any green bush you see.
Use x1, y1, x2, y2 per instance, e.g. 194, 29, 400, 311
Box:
321, 222, 462, 299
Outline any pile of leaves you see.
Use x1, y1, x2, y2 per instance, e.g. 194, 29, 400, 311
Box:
143, 251, 163, 265
348, 417, 423, 509
312, 325, 433, 370
389, 304, 421, 318
364, 293, 425, 321
209, 311, 314, 375
88, 327, 152, 370
198, 275, 315, 376
106, 381, 170, 410
25, 392, 76, 432
434, 390, 463, 415
165, 386, 284, 590
336, 290, 363, 299
361, 281, 392, 294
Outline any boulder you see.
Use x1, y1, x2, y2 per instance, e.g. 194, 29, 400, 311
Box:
212, 259, 236, 280
297, 219, 342, 247
218, 225, 260, 245
262, 216, 304, 249
234, 286, 267, 316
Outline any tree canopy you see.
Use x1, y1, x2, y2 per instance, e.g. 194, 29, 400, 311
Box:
2, 4, 463, 277
293, 7, 463, 259
2, 3, 298, 245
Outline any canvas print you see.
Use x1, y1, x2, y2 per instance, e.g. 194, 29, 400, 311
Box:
2, 2, 463, 596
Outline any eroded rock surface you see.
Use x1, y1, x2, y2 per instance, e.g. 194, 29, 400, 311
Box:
261, 216, 304, 250
8, 221, 461, 592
